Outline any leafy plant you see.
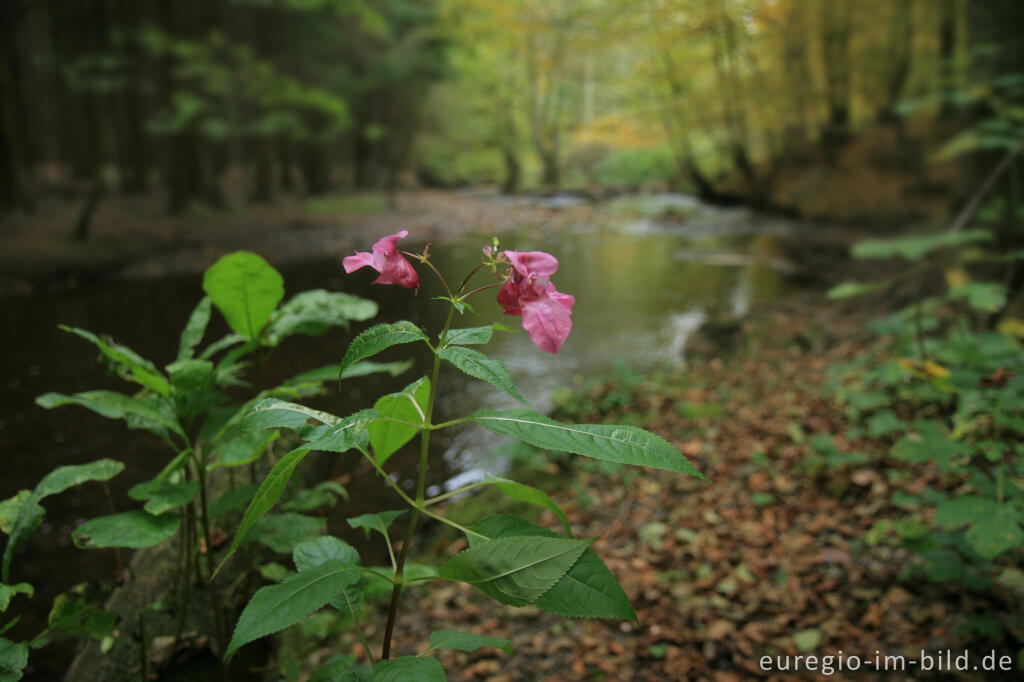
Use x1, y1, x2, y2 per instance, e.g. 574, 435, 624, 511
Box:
219, 233, 706, 676
827, 212, 1024, 640
5, 251, 398, 678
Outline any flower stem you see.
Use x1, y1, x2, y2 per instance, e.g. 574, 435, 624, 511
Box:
380, 304, 455, 659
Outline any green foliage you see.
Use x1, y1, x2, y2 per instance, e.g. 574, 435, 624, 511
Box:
443, 325, 496, 346
368, 378, 431, 464
2, 459, 124, 583
830, 225, 1024, 612
373, 657, 446, 681
0, 637, 28, 682
203, 252, 286, 341
23, 252, 387, 675
72, 510, 181, 549
225, 560, 363, 659
439, 535, 592, 606
338, 322, 429, 378
473, 409, 705, 477
438, 347, 527, 404
423, 629, 511, 655
470, 514, 636, 620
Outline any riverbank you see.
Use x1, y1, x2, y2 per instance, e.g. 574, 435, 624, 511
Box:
0, 190, 619, 297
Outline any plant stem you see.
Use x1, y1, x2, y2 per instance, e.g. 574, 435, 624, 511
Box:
423, 481, 492, 506
380, 304, 455, 659
194, 448, 228, 661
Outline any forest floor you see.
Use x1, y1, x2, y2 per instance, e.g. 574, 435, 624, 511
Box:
344, 303, 1020, 682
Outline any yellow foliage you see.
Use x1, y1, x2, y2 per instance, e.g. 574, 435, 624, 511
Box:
572, 113, 661, 149
997, 318, 1024, 339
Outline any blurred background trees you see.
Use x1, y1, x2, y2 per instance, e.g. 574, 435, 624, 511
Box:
2, 0, 1022, 214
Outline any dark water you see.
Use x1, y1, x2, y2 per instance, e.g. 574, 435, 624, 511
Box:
0, 195, 798, 678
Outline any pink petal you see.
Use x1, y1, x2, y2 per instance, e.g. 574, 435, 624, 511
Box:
372, 230, 409, 257
521, 295, 573, 354
545, 283, 575, 313
504, 251, 559, 279
343, 252, 378, 274
497, 280, 523, 316
375, 253, 420, 289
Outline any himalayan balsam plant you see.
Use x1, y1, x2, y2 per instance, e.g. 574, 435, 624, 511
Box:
220, 233, 707, 678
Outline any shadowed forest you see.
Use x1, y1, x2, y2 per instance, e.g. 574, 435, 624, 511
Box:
2, 1, 1024, 682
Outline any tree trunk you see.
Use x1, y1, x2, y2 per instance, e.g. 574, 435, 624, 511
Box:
0, 1, 33, 211
939, 0, 958, 119
501, 146, 520, 194
821, 0, 853, 161
539, 147, 560, 188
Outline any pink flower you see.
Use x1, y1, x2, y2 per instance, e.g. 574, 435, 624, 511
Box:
342, 230, 419, 289
497, 250, 574, 353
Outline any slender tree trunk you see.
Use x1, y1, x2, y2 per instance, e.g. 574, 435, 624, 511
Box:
821, 0, 853, 162
0, 1, 33, 211
939, 0, 958, 119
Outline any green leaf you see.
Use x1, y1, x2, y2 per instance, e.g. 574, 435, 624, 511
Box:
470, 515, 635, 620
892, 422, 972, 472
346, 510, 406, 540
933, 496, 1000, 529
248, 514, 325, 554
240, 398, 341, 438
212, 430, 278, 468
852, 230, 991, 261
304, 410, 377, 453
225, 560, 362, 659
793, 628, 822, 652
966, 511, 1024, 560
486, 478, 572, 535
218, 448, 312, 575
177, 297, 212, 362
41, 587, 117, 645
373, 657, 446, 682
337, 322, 428, 379
2, 459, 124, 582
203, 252, 285, 341
293, 537, 360, 572
282, 481, 348, 513
439, 347, 526, 405
0, 493, 29, 536
0, 637, 28, 681
369, 378, 430, 464
167, 359, 219, 419
0, 584, 32, 613
72, 511, 180, 549
473, 410, 705, 479
199, 333, 247, 360
292, 537, 364, 618
36, 391, 184, 438
826, 281, 886, 300
285, 360, 413, 386
141, 481, 199, 516
209, 484, 259, 520
439, 535, 591, 607
59, 325, 171, 397
948, 282, 1007, 313
443, 326, 495, 346
424, 629, 511, 655
264, 290, 378, 346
